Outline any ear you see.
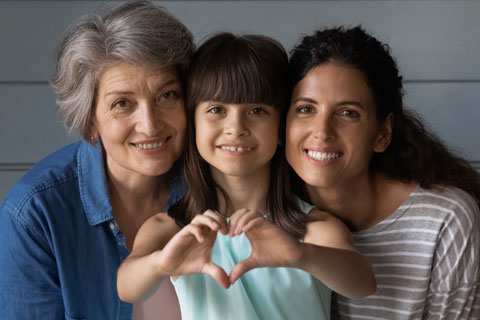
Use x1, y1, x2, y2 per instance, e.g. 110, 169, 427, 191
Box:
89, 116, 99, 145
373, 113, 393, 153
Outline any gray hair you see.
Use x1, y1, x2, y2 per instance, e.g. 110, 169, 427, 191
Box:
50, 0, 194, 141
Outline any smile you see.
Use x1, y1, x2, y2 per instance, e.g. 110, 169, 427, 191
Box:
133, 138, 168, 150
307, 150, 342, 161
219, 145, 253, 152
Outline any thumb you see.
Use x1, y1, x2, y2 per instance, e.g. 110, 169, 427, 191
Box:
203, 262, 231, 289
229, 258, 258, 285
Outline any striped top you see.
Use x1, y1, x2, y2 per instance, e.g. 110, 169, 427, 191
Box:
331, 185, 480, 319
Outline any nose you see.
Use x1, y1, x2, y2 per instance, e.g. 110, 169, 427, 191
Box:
313, 114, 336, 141
223, 112, 249, 137
136, 102, 164, 136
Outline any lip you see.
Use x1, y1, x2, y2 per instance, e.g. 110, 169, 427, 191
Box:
131, 137, 170, 155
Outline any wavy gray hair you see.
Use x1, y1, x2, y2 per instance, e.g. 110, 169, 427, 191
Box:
50, 0, 194, 142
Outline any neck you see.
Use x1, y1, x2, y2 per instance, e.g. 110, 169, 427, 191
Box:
104, 149, 171, 211
107, 166, 168, 208
307, 172, 417, 231
307, 174, 378, 231
212, 165, 270, 216
105, 161, 171, 250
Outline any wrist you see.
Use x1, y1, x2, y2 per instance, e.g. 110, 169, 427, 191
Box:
292, 242, 314, 271
150, 250, 170, 278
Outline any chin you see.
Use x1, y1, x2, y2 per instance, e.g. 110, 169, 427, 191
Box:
300, 173, 331, 188
138, 163, 175, 177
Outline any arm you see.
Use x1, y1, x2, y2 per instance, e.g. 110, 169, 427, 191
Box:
0, 204, 64, 319
117, 210, 230, 302
423, 194, 480, 319
298, 209, 376, 299
117, 212, 180, 302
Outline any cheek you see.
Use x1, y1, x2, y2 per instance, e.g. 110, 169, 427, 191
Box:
285, 120, 303, 149
194, 122, 210, 157
285, 134, 299, 167
96, 117, 129, 141
170, 107, 187, 130
174, 115, 187, 141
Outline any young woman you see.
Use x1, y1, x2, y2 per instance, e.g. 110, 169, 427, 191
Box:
286, 26, 480, 319
117, 32, 376, 320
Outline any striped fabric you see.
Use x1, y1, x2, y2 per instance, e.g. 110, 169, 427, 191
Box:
331, 185, 480, 319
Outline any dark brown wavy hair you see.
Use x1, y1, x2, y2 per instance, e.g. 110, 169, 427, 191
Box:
168, 32, 308, 238
288, 26, 480, 207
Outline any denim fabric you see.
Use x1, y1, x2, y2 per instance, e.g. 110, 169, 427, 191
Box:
0, 141, 184, 320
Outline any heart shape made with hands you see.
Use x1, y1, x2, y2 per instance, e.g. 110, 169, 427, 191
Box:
162, 209, 302, 289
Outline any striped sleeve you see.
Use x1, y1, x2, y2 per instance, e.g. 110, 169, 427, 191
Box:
423, 189, 480, 319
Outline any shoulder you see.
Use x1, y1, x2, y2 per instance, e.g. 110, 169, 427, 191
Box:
409, 185, 479, 229
150, 212, 179, 225
132, 212, 180, 255
417, 186, 480, 290
294, 197, 350, 239
1, 142, 83, 223
139, 213, 180, 239
304, 208, 355, 250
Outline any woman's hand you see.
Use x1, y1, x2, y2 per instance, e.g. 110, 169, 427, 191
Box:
155, 210, 231, 288
227, 208, 303, 284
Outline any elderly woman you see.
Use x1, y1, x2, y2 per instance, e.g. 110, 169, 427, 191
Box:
0, 1, 193, 319
286, 26, 480, 319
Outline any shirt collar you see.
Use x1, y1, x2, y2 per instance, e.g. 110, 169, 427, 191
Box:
77, 139, 114, 226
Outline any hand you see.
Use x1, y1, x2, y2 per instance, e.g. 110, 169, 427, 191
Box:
228, 209, 303, 284
156, 210, 231, 288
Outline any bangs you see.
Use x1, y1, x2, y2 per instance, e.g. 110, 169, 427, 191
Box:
187, 33, 287, 110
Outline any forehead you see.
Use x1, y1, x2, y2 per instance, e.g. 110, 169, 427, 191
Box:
98, 62, 179, 92
293, 63, 374, 105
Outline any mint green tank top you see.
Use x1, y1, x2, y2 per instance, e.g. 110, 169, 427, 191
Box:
172, 199, 331, 320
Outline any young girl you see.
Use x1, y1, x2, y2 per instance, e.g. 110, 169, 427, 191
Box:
117, 32, 376, 320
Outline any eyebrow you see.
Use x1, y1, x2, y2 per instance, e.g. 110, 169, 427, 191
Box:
104, 79, 180, 98
336, 100, 365, 109
291, 97, 317, 104
292, 97, 364, 109
104, 90, 134, 98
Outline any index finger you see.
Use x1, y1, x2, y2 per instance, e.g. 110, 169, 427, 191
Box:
203, 209, 228, 235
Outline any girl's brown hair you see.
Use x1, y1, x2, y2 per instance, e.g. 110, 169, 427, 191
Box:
169, 32, 308, 238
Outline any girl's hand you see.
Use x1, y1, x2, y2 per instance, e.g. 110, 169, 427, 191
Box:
228, 208, 303, 284
155, 210, 231, 288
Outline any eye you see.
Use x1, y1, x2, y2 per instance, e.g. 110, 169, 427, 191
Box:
296, 105, 314, 114
112, 99, 129, 109
158, 90, 181, 103
339, 109, 360, 118
207, 105, 224, 114
249, 107, 267, 115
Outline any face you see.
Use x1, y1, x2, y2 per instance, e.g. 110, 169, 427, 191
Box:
286, 62, 391, 189
91, 62, 186, 179
194, 102, 280, 178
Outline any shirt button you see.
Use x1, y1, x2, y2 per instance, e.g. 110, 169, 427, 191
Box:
109, 222, 115, 230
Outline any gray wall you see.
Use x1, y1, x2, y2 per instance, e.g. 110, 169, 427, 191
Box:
1, 1, 479, 202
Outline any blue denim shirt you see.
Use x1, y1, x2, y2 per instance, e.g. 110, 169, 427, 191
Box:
0, 141, 183, 320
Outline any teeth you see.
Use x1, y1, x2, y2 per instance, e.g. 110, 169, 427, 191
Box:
220, 146, 252, 152
134, 140, 166, 150
307, 150, 341, 161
